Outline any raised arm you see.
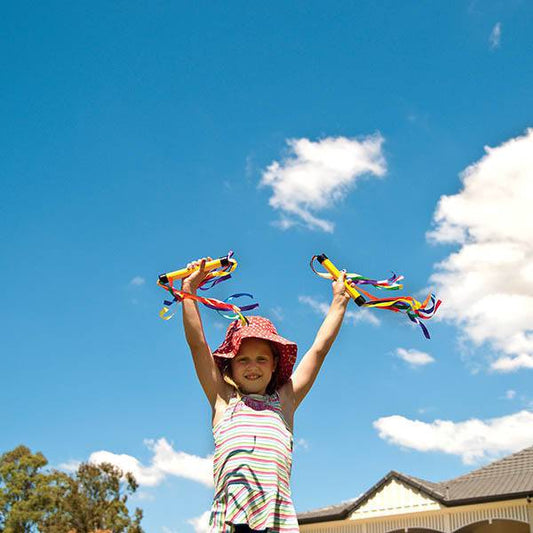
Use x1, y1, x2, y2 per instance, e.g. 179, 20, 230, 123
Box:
181, 258, 226, 407
286, 272, 351, 408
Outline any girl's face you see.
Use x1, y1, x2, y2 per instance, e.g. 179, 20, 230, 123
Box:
230, 338, 277, 395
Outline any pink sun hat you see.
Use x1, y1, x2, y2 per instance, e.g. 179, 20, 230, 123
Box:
213, 316, 298, 387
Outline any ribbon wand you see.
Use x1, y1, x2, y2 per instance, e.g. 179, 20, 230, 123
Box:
316, 253, 366, 306
311, 253, 441, 338
159, 255, 235, 284
157, 251, 258, 324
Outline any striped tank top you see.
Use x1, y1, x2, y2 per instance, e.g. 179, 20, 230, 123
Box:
209, 391, 299, 533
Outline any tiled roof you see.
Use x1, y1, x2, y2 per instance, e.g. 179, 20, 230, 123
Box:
439, 445, 533, 503
399, 472, 446, 499
298, 445, 533, 524
297, 499, 358, 523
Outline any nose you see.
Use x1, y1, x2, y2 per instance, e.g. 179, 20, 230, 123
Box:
244, 359, 262, 371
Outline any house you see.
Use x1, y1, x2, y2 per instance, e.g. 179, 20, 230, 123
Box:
298, 445, 533, 532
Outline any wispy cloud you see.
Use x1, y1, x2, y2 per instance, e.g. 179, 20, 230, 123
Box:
427, 129, 533, 372
489, 22, 502, 49
245, 154, 255, 181
395, 347, 435, 367
162, 526, 180, 533
298, 295, 380, 326
504, 389, 516, 400
295, 438, 309, 451
187, 511, 211, 533
374, 410, 533, 464
88, 438, 213, 487
260, 135, 386, 232
269, 306, 285, 322
130, 276, 146, 287
133, 491, 155, 502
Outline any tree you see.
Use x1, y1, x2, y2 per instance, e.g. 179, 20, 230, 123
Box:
0, 446, 144, 533
0, 445, 57, 533
46, 462, 143, 533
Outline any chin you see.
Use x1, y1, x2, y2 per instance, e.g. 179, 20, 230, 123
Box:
242, 382, 266, 394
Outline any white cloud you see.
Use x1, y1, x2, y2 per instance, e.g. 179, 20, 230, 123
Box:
395, 347, 435, 367
130, 276, 146, 287
505, 389, 516, 400
89, 438, 213, 488
491, 353, 533, 372
298, 295, 380, 326
260, 135, 386, 232
187, 511, 211, 533
428, 129, 533, 372
374, 410, 533, 464
489, 22, 502, 49
58, 459, 81, 473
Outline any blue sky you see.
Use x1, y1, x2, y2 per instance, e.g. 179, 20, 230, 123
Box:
2, 2, 533, 532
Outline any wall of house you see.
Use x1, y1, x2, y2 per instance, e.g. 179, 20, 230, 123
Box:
300, 502, 532, 533
455, 519, 528, 533
349, 479, 442, 520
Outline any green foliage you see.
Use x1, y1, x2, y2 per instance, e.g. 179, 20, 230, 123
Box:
0, 446, 144, 533
0, 445, 53, 532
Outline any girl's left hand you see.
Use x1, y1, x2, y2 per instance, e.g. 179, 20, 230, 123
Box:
332, 270, 354, 303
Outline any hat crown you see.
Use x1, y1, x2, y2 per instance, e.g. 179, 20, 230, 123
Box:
244, 316, 277, 334
224, 316, 277, 339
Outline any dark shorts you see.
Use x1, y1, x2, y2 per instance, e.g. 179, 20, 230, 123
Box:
232, 525, 269, 533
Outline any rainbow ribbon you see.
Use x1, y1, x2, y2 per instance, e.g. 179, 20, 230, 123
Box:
310, 255, 441, 339
157, 252, 258, 324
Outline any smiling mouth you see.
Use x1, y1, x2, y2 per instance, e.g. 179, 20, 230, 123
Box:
245, 375, 261, 380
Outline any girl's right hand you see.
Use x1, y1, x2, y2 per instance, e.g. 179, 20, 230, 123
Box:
181, 257, 212, 293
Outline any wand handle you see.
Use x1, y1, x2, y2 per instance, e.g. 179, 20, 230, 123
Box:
159, 256, 231, 284
317, 254, 366, 307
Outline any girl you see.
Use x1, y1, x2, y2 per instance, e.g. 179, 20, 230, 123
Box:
181, 258, 353, 533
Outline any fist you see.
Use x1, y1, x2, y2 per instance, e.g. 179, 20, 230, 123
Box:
332, 270, 355, 302
181, 256, 213, 292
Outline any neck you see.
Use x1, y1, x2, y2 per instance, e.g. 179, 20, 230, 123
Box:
240, 387, 268, 396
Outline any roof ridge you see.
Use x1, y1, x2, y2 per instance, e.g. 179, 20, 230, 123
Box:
384, 471, 447, 500
401, 472, 445, 490
298, 497, 358, 516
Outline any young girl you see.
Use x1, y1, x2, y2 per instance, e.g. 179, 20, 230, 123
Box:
181, 258, 353, 533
